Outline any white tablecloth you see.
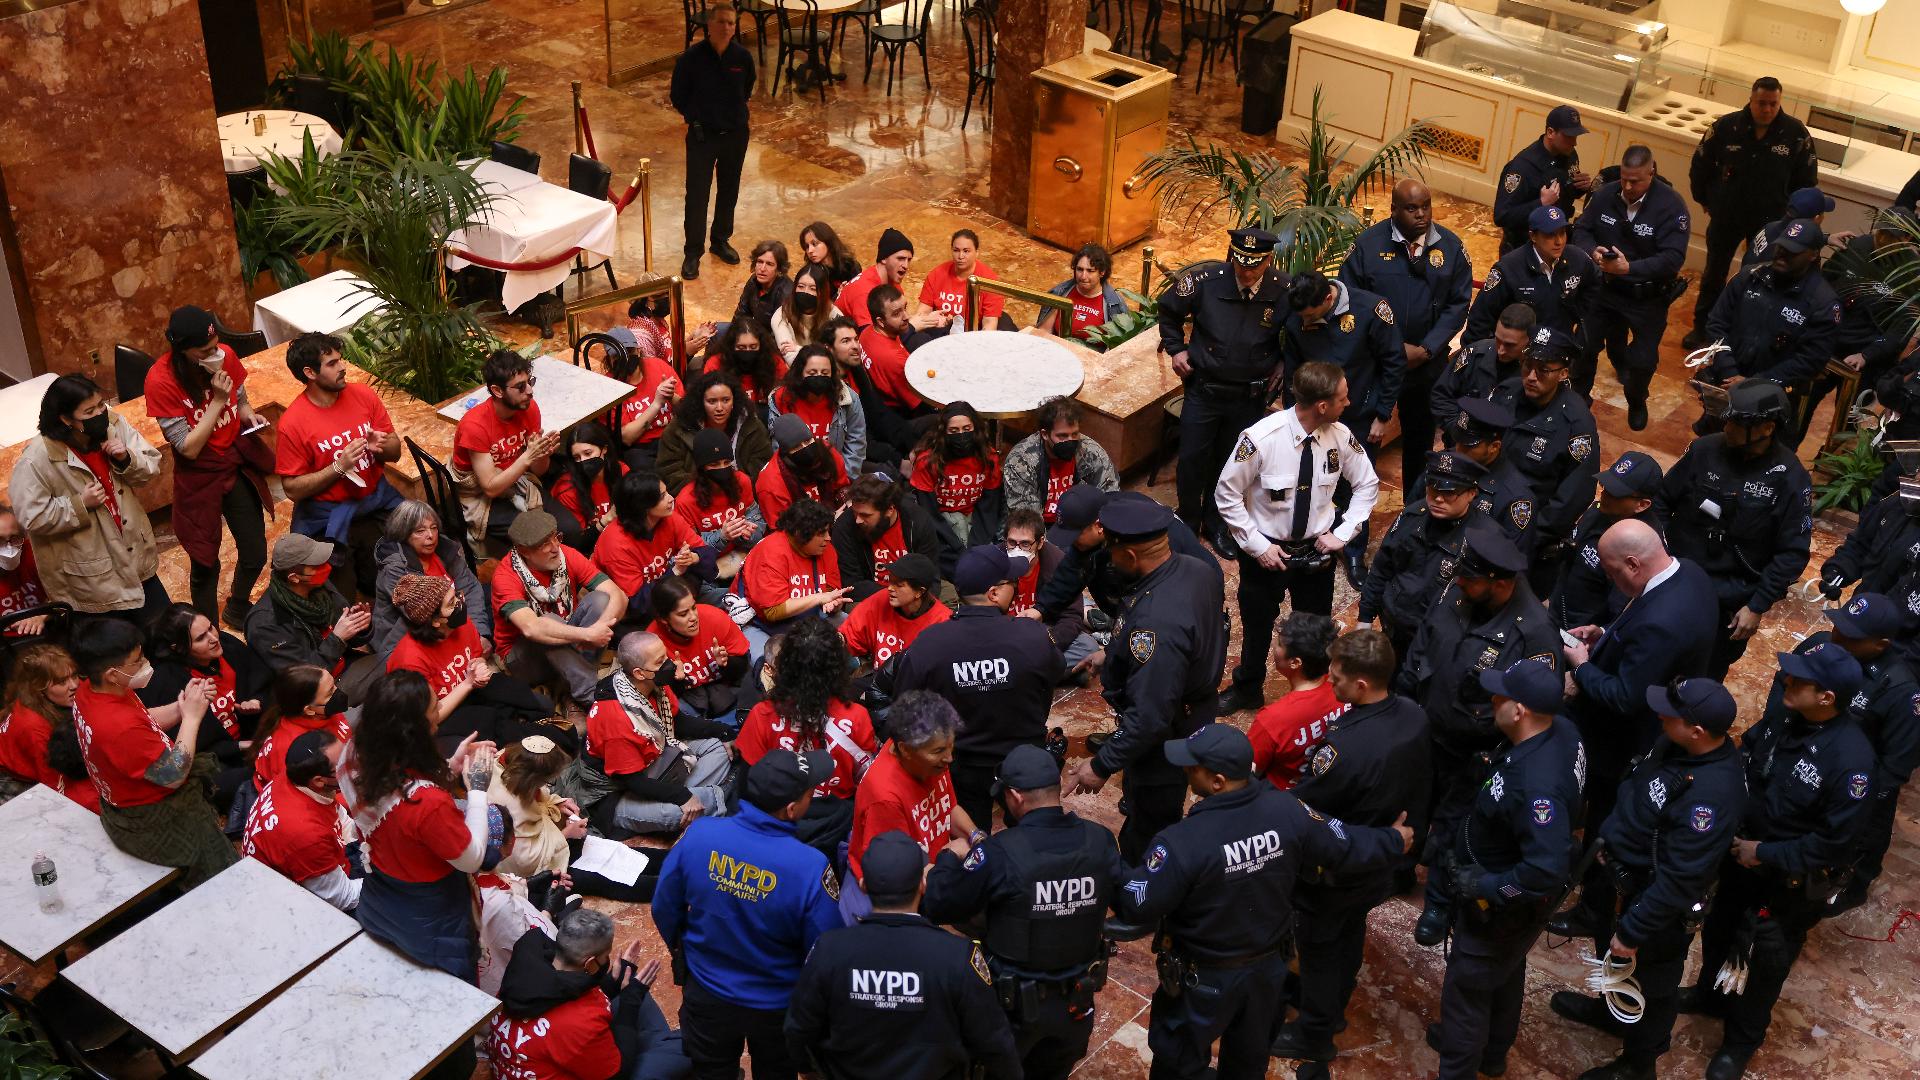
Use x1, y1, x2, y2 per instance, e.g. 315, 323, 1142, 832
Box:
446, 182, 620, 312
251, 270, 385, 346
217, 110, 342, 175
460, 156, 545, 198
0, 374, 58, 446
905, 330, 1085, 418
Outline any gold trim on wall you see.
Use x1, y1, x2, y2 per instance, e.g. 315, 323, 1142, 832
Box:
1286, 46, 1396, 142
1861, 10, 1920, 76
1405, 77, 1503, 168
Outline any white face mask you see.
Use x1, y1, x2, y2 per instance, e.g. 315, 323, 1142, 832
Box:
115, 661, 154, 690
0, 544, 20, 571
197, 353, 225, 373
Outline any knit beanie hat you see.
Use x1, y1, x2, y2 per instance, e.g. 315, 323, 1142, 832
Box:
693, 428, 732, 468
876, 228, 913, 261
393, 574, 453, 626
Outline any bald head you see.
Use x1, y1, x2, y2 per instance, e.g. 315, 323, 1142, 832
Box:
1597, 519, 1672, 598
1391, 179, 1432, 237
616, 631, 667, 684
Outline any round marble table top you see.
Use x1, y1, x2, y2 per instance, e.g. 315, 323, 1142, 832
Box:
217, 109, 343, 175
906, 330, 1086, 419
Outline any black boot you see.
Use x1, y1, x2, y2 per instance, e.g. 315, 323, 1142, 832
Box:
680, 254, 701, 280
1269, 1023, 1335, 1063
1424, 1023, 1506, 1077
1550, 989, 1626, 1034
1414, 901, 1451, 947
1576, 1054, 1655, 1080
1546, 903, 1606, 939
1218, 683, 1264, 715
1705, 1046, 1754, 1080
709, 241, 741, 264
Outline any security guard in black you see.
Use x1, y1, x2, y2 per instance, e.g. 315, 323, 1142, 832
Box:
922, 745, 1129, 1080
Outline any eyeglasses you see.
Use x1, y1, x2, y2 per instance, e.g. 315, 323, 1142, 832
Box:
508, 377, 538, 392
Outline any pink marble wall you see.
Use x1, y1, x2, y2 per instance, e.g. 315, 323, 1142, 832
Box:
0, 0, 249, 378
987, 0, 1085, 227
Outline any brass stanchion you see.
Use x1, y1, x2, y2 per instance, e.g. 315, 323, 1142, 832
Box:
637, 159, 654, 274
572, 82, 586, 156
1141, 245, 1155, 295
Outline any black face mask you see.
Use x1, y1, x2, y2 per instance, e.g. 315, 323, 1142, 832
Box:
446, 602, 469, 628
792, 292, 819, 315
576, 457, 605, 478
790, 443, 832, 475
944, 432, 978, 458
80, 414, 110, 442
733, 348, 760, 367
656, 661, 680, 686
1049, 438, 1081, 461
703, 465, 733, 480
801, 374, 834, 397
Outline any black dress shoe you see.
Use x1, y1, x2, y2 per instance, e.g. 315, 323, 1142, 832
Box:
1827, 881, 1870, 917
1343, 548, 1365, 590
1681, 328, 1711, 351
1550, 990, 1624, 1033
1627, 399, 1649, 431
1423, 1023, 1506, 1076
1576, 1055, 1655, 1080
1414, 902, 1451, 947
1269, 1023, 1335, 1063
680, 254, 701, 280
709, 241, 741, 264
1705, 1047, 1754, 1080
1208, 525, 1242, 560
1218, 684, 1264, 715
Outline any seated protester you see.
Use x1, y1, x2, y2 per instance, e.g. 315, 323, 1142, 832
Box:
758, 414, 852, 526
549, 422, 622, 552
831, 472, 943, 601
242, 728, 360, 911
495, 511, 629, 727
737, 621, 876, 856
489, 909, 689, 1080
627, 291, 712, 368
0, 643, 99, 811
246, 533, 385, 705
1001, 509, 1087, 660
771, 263, 841, 364
674, 429, 766, 577
654, 371, 772, 495
769, 344, 868, 476
648, 575, 755, 725
0, 504, 52, 638
1002, 396, 1118, 524
71, 618, 238, 888
348, 670, 494, 992
274, 332, 404, 600
843, 690, 978, 921
454, 349, 563, 555
800, 219, 865, 301
840, 228, 949, 335
1248, 612, 1348, 790
599, 328, 679, 473
740, 499, 853, 631
140, 603, 270, 813
486, 735, 588, 881
917, 228, 1008, 330
702, 317, 786, 409
565, 631, 735, 838
595, 471, 713, 617
909, 402, 1005, 577
476, 820, 558, 996
838, 553, 949, 671
251, 664, 349, 793
735, 240, 794, 329
372, 499, 493, 655
822, 315, 916, 468
1036, 242, 1127, 341
389, 574, 563, 754
857, 285, 927, 413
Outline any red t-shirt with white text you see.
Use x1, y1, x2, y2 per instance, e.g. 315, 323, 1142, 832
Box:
649, 606, 751, 689
755, 452, 849, 526
72, 684, 176, 808
1043, 456, 1078, 523
620, 355, 680, 444
839, 592, 950, 664
849, 745, 954, 880
1250, 682, 1350, 791
584, 685, 683, 778
675, 473, 758, 540
388, 622, 488, 701
864, 519, 910, 586
910, 452, 1001, 514
254, 712, 353, 791
244, 778, 350, 883
918, 260, 1006, 323
275, 384, 395, 501
594, 515, 700, 597
454, 399, 544, 474
551, 473, 613, 532
0, 543, 49, 631
736, 698, 876, 799
363, 780, 470, 882
0, 701, 100, 811
769, 386, 837, 443
487, 987, 621, 1080
857, 325, 922, 409
145, 346, 249, 453
1068, 290, 1107, 339
741, 536, 841, 614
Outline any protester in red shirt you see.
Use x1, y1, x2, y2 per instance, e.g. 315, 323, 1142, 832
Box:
1036, 243, 1124, 341
758, 414, 851, 525
674, 429, 765, 562
857, 285, 925, 411
494, 511, 628, 723
456, 350, 563, 554
488, 909, 679, 1080
576, 631, 736, 837
71, 619, 237, 887
243, 728, 359, 910
768, 344, 867, 475
274, 333, 404, 598
1249, 613, 1350, 790
916, 228, 1007, 329
595, 472, 710, 611
829, 473, 943, 600
547, 421, 621, 553
596, 326, 680, 471
0, 508, 52, 637
390, 574, 561, 752
0, 644, 99, 811
140, 603, 269, 812
647, 575, 753, 722
736, 620, 876, 854
701, 318, 786, 406
251, 664, 349, 792
839, 553, 949, 667
846, 690, 977, 917
909, 402, 1006, 576
740, 499, 851, 629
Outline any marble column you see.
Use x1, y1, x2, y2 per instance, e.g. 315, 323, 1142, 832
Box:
987, 0, 1085, 229
0, 0, 248, 380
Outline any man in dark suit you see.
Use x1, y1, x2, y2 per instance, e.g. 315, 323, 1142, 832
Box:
1561, 519, 1718, 832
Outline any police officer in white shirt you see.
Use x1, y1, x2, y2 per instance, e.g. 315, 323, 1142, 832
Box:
1215, 361, 1380, 714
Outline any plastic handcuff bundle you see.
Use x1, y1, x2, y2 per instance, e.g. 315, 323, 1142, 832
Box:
1581, 952, 1647, 1024
1683, 341, 1732, 369
1713, 910, 1758, 996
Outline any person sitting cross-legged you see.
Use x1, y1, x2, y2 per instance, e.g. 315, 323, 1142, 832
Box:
494, 510, 628, 728
242, 727, 360, 911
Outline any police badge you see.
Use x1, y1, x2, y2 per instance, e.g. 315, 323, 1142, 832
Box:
1261, 306, 1274, 327
1510, 500, 1533, 530
1177, 273, 1196, 297
1690, 805, 1715, 833
1569, 435, 1593, 462
1310, 744, 1338, 776
1474, 645, 1501, 671
1129, 630, 1157, 664
1429, 248, 1445, 268
1502, 172, 1522, 193
1338, 313, 1355, 333
1373, 299, 1395, 325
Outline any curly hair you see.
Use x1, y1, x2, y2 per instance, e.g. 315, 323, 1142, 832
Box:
777, 497, 834, 540
888, 690, 960, 748
350, 671, 456, 806
767, 619, 851, 744
706, 316, 778, 398
673, 370, 746, 434
914, 400, 992, 486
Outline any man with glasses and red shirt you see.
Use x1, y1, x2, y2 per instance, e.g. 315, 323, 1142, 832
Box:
456, 350, 563, 555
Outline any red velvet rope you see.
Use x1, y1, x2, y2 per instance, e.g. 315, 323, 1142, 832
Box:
577, 105, 599, 162
446, 135, 641, 274
1839, 909, 1920, 944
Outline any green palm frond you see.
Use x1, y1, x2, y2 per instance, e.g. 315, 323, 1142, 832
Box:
1830, 209, 1920, 347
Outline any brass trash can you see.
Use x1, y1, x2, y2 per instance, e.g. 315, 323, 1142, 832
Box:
1028, 50, 1175, 252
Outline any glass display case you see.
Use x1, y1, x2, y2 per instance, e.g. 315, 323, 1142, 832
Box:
1413, 0, 1671, 112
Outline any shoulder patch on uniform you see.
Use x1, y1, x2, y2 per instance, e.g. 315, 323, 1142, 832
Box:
1689, 805, 1715, 833
822, 865, 841, 901
1373, 299, 1395, 326
1503, 172, 1522, 193
1146, 843, 1168, 872
1568, 435, 1593, 462
970, 943, 992, 984
963, 845, 986, 871
1528, 652, 1556, 667
1509, 499, 1533, 530
1129, 629, 1156, 664
1848, 773, 1870, 800
1310, 743, 1338, 777
1233, 434, 1257, 462
1483, 267, 1502, 290
1176, 273, 1196, 297
1348, 434, 1363, 453
1911, 692, 1920, 718
1531, 798, 1554, 825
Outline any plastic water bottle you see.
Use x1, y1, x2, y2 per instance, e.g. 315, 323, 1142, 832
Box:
32, 851, 61, 913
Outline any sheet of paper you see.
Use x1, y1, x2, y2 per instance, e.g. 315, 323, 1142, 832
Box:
573, 835, 650, 886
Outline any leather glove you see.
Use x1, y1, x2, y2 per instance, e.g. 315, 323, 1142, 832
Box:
1451, 863, 1489, 903
1821, 573, 1846, 601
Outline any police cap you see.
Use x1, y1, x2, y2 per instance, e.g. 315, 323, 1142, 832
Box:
1546, 103, 1588, 136
1777, 641, 1866, 698
1452, 397, 1515, 445
1097, 493, 1175, 541
1424, 450, 1487, 492
860, 830, 927, 895
1477, 658, 1563, 714
953, 544, 1027, 596
1227, 227, 1279, 266
1598, 451, 1663, 497
992, 744, 1062, 796
1787, 187, 1836, 217
1526, 325, 1581, 368
1826, 592, 1904, 641
1457, 521, 1526, 579
1163, 722, 1252, 780
747, 748, 836, 806
1045, 484, 1115, 549
1646, 677, 1737, 734
1528, 205, 1570, 234
1771, 218, 1827, 254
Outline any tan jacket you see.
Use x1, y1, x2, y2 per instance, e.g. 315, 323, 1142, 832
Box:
485, 774, 572, 879
9, 415, 162, 612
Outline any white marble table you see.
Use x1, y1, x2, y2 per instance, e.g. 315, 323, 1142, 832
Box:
217, 110, 342, 175
437, 353, 634, 432
906, 329, 1086, 419
0, 374, 59, 447
251, 270, 385, 347
190, 934, 499, 1080
62, 857, 359, 1058
0, 785, 177, 965
446, 181, 620, 312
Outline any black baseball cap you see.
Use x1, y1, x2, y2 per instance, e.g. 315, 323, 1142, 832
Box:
1045, 484, 1115, 548
1777, 641, 1865, 698
1826, 592, 1903, 640
992, 744, 1062, 796
886, 553, 940, 590
1598, 451, 1663, 497
1164, 723, 1252, 779
1546, 103, 1588, 136
1646, 677, 1737, 735
860, 830, 926, 895
746, 748, 835, 805
1478, 658, 1563, 714
1424, 450, 1487, 493
1457, 522, 1527, 579
166, 305, 218, 349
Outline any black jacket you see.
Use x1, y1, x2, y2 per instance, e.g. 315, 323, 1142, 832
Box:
1155, 261, 1287, 384
245, 582, 364, 675
668, 39, 754, 134
1689, 108, 1818, 227
894, 606, 1065, 765
1358, 499, 1473, 629
1703, 265, 1841, 387
1654, 434, 1812, 614
1033, 517, 1217, 621
1550, 506, 1662, 629
1399, 578, 1563, 748
1451, 715, 1585, 907
1336, 220, 1473, 358
1466, 243, 1597, 345
1599, 737, 1746, 946
497, 927, 651, 1078
1738, 709, 1878, 876
831, 499, 944, 599
1093, 553, 1228, 785
1430, 337, 1516, 440
1289, 694, 1431, 897
1493, 136, 1585, 251
1570, 178, 1691, 291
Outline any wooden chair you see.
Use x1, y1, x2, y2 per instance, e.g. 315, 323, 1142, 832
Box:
406, 437, 479, 571
737, 0, 779, 64
866, 0, 935, 95
565, 154, 619, 298
682, 0, 709, 48
960, 3, 996, 131
489, 139, 541, 175
113, 344, 155, 403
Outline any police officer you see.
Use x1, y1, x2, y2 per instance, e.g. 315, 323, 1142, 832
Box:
1551, 451, 1664, 630
1030, 486, 1220, 631
1702, 220, 1842, 425
1774, 595, 1918, 915
1466, 205, 1598, 345
1360, 449, 1486, 661
1685, 76, 1820, 349
1654, 380, 1813, 679
1737, 186, 1834, 270
922, 745, 1129, 1080
1431, 303, 1538, 441
1687, 643, 1873, 1080
895, 545, 1066, 827
1427, 659, 1584, 1080
1571, 144, 1691, 427
785, 831, 1022, 1080
1489, 326, 1599, 593
1272, 629, 1431, 1073
1454, 397, 1538, 557
1492, 103, 1595, 254
1113, 725, 1413, 1080
1338, 178, 1474, 491
1064, 498, 1227, 861
1817, 480, 1920, 647
1214, 361, 1381, 714
1157, 227, 1289, 544
1398, 524, 1564, 945
1549, 678, 1747, 1080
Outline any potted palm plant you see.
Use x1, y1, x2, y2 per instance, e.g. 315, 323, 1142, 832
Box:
1818, 209, 1920, 515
